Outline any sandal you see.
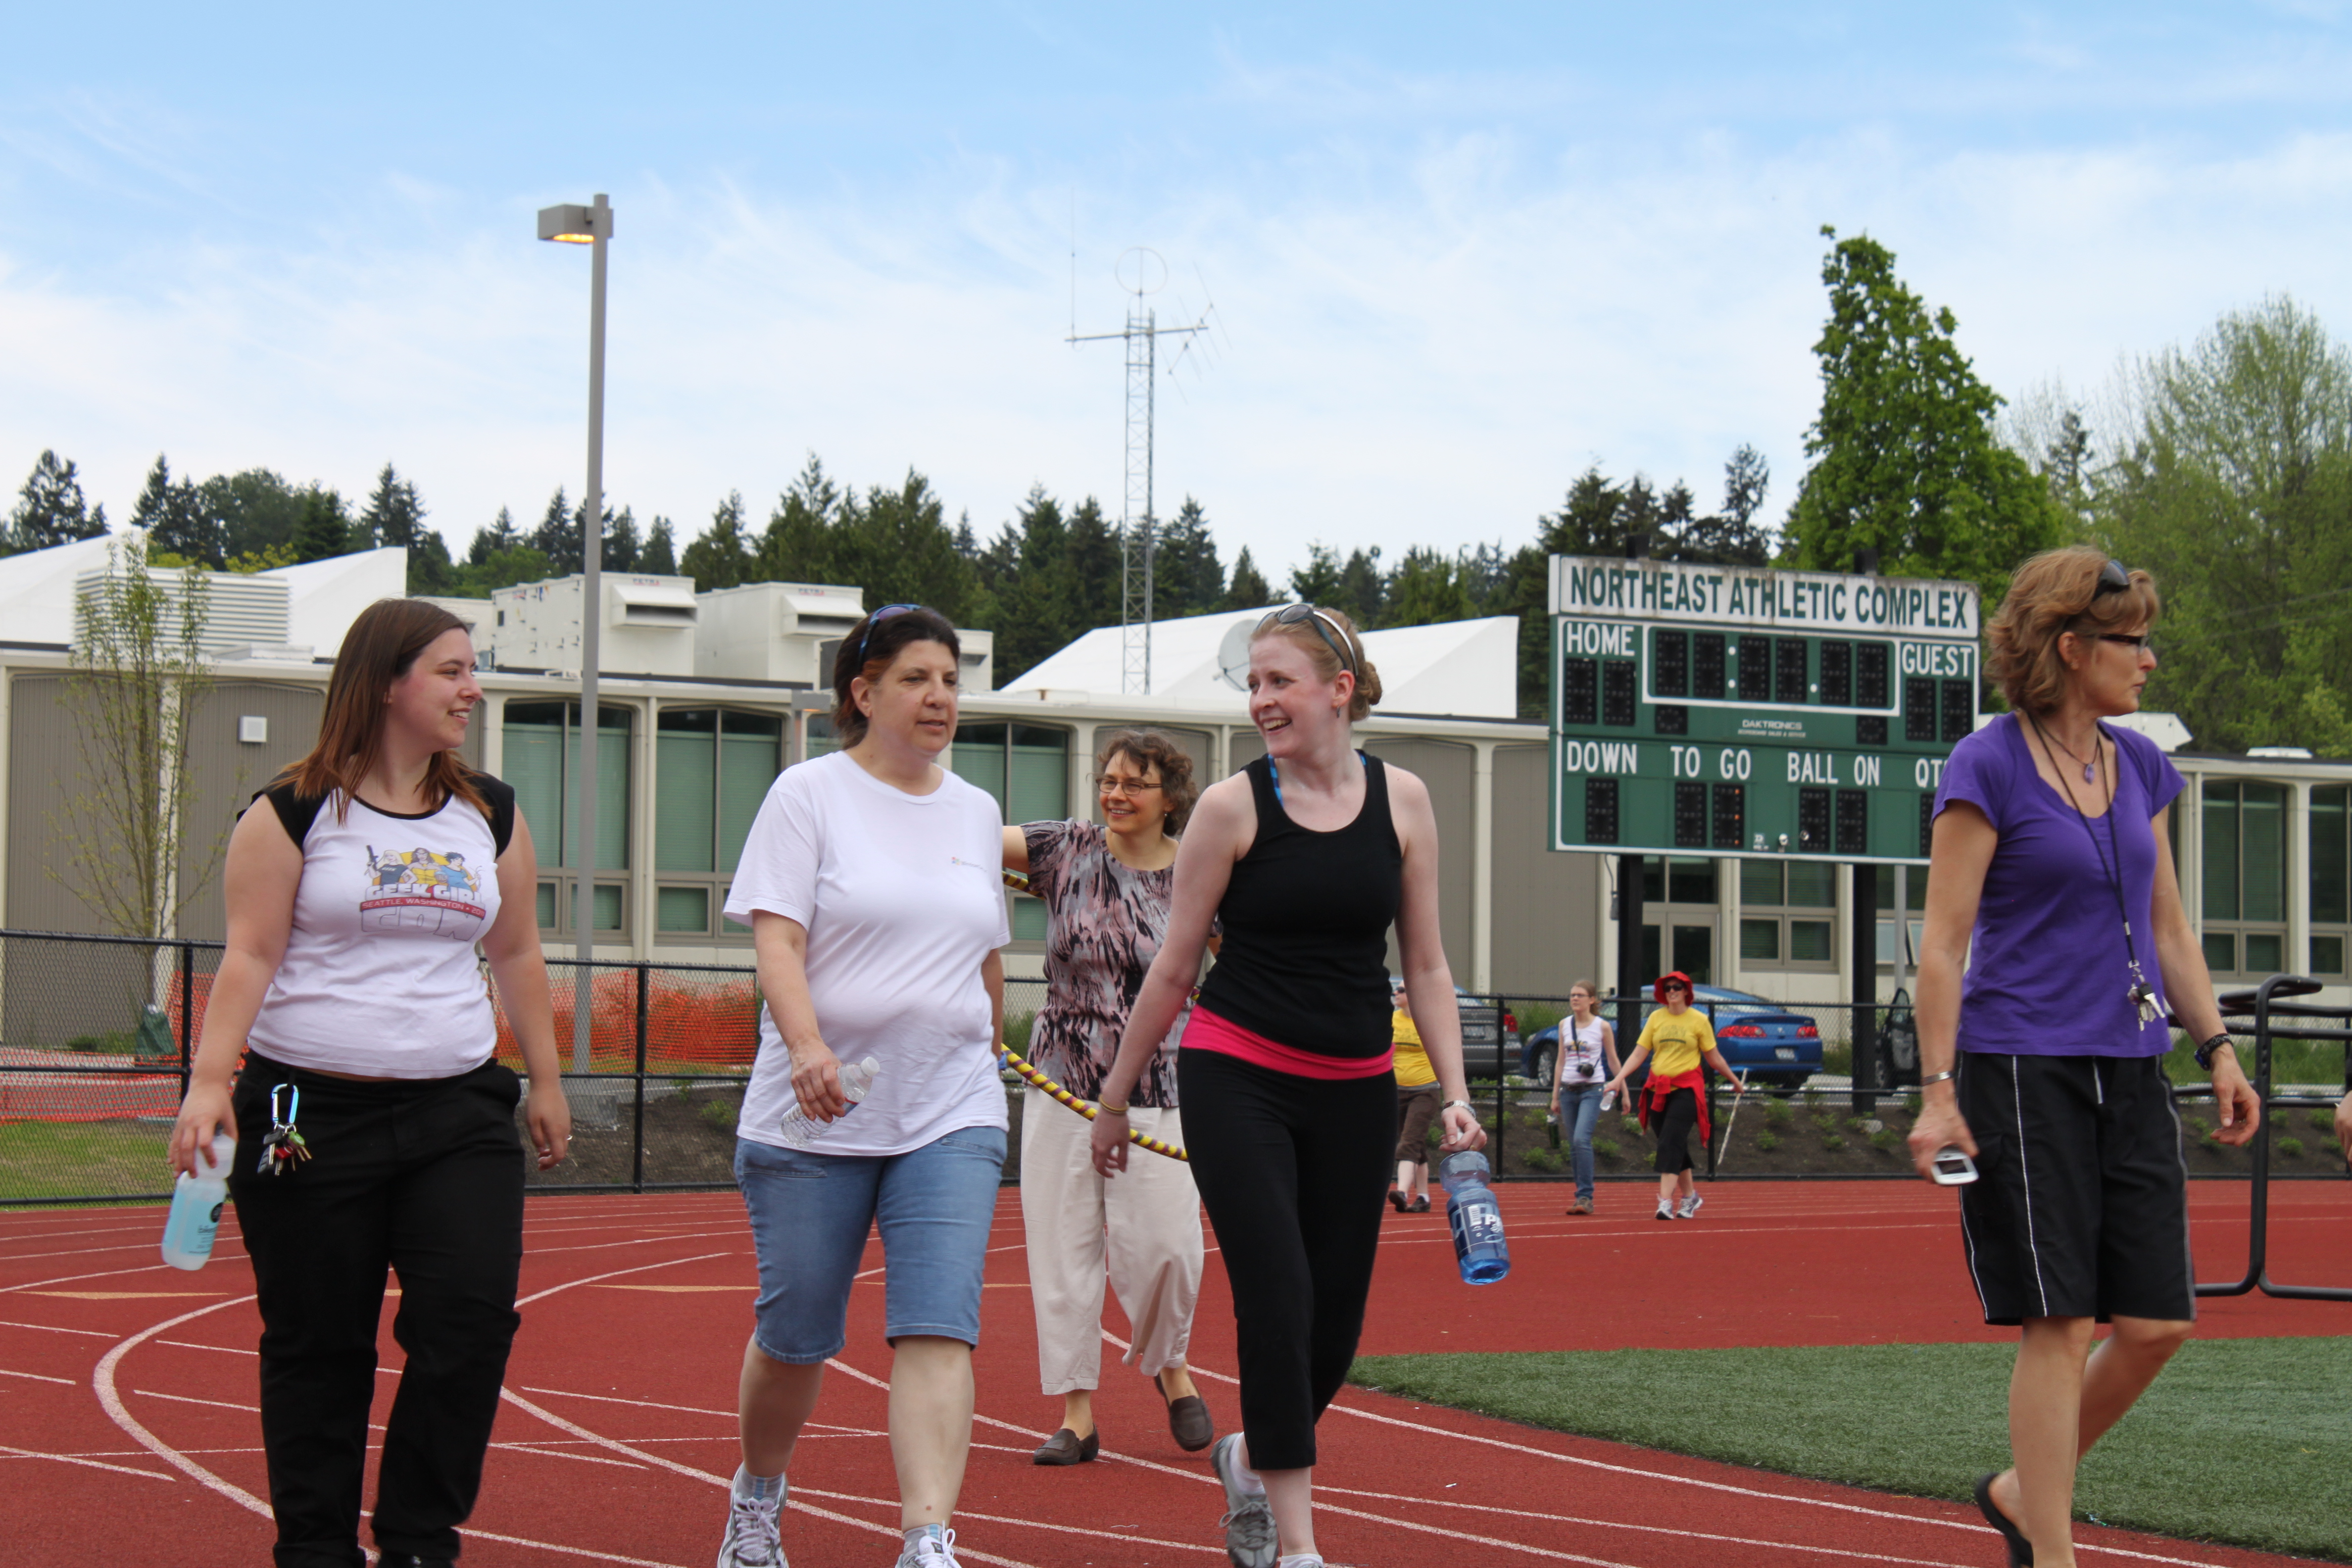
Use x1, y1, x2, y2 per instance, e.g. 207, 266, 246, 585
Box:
1972, 1472, 2033, 1567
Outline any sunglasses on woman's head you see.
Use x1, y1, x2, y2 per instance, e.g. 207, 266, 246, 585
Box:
854, 604, 924, 664
1256, 602, 1356, 675
2092, 559, 2132, 597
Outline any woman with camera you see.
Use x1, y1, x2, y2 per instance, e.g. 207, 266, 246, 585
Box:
1548, 980, 1620, 1215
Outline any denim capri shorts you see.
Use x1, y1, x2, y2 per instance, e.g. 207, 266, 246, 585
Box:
734, 1123, 1008, 1364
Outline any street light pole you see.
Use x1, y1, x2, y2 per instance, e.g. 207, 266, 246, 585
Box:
539, 192, 614, 1075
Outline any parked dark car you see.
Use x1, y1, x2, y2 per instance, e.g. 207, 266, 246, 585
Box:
1521, 984, 1822, 1094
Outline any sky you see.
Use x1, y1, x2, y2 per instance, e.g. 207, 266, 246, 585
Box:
3, 2, 2350, 586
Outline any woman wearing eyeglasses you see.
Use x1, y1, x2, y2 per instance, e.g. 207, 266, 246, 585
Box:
717, 605, 1011, 1568
1001, 729, 1216, 1464
1088, 603, 1485, 1568
1907, 548, 2256, 1568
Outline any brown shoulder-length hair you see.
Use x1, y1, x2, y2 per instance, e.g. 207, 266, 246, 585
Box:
1252, 605, 1385, 721
278, 598, 489, 822
1095, 728, 1200, 835
831, 605, 962, 746
1987, 546, 2161, 716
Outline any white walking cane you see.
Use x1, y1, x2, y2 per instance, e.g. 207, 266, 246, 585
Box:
1712, 1074, 1750, 1174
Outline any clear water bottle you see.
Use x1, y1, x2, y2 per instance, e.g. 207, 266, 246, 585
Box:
777, 1057, 881, 1150
1600, 1087, 1618, 1112
1437, 1150, 1511, 1284
161, 1133, 235, 1272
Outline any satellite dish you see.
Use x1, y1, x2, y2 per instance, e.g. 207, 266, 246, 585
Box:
1215, 619, 1256, 691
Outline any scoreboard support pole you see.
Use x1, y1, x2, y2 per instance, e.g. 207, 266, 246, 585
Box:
1614, 852, 1645, 1071
1850, 866, 1878, 1113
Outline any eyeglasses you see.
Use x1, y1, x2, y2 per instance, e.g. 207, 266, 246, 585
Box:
2092, 559, 2132, 597
1256, 603, 1356, 675
1095, 774, 1163, 797
854, 604, 923, 665
2094, 632, 2155, 653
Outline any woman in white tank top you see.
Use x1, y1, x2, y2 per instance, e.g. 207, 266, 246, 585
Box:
1546, 980, 1620, 1214
168, 598, 569, 1568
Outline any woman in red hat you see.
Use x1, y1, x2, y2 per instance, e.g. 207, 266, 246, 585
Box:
1605, 973, 1744, 1221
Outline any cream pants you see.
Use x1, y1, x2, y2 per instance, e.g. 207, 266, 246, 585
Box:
1019, 1085, 1204, 1394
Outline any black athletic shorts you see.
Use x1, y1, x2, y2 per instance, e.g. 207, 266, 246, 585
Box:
1955, 1051, 2195, 1326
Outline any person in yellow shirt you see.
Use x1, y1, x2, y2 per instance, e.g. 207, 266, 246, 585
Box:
1605, 972, 1745, 1221
1387, 978, 1439, 1212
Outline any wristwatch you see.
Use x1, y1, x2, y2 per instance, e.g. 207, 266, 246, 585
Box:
1442, 1099, 1473, 1114
2193, 1033, 2234, 1071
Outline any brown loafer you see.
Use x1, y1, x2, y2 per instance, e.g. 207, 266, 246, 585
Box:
1152, 1373, 1216, 1452
1031, 1426, 1099, 1465
1387, 1189, 1409, 1212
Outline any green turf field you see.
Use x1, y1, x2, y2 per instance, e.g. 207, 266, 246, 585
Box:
1351, 1338, 2352, 1562
0, 1118, 173, 1205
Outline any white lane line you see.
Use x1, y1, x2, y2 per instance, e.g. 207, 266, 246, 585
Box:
0, 1441, 174, 1480
517, 1385, 872, 1434
133, 1389, 267, 1414
793, 1483, 1224, 1556
1, 1262, 208, 1295
526, 1228, 746, 1258
514, 1252, 734, 1309
1315, 1485, 1975, 1567
0, 1317, 116, 1337
0, 1364, 75, 1383
160, 1339, 255, 1355
93, 1295, 275, 1518
489, 1442, 645, 1470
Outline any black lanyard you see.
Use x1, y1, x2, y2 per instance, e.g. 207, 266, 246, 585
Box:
2024, 714, 2161, 1026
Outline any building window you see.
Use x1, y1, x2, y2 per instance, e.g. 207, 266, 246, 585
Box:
654, 707, 784, 942
954, 723, 1069, 942
504, 701, 633, 936
1738, 859, 1837, 970
1637, 856, 1718, 983
2200, 780, 2287, 977
2313, 784, 2349, 978
1874, 864, 1927, 967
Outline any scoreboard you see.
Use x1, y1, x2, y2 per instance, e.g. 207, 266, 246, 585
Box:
1548, 555, 1981, 864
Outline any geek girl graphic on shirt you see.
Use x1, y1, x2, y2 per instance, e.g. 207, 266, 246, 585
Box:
361, 846, 489, 939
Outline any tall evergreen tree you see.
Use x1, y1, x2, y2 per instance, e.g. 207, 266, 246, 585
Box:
132, 455, 220, 567
203, 469, 310, 563
755, 456, 843, 586
1153, 495, 1224, 617
1379, 546, 1476, 627
680, 491, 752, 591
605, 506, 640, 573
406, 530, 459, 595
1224, 546, 1271, 610
292, 488, 351, 563
1065, 497, 1121, 634
641, 516, 678, 575
468, 506, 519, 566
531, 488, 573, 572
1334, 546, 1384, 626
359, 463, 427, 551
8, 449, 108, 553
1288, 542, 1344, 606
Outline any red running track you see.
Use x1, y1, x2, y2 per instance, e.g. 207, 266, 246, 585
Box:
1, 1178, 2345, 1568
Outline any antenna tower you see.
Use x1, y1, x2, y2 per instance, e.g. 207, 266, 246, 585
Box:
1069, 247, 1211, 694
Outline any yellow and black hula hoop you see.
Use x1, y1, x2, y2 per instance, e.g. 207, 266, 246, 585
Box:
1001, 866, 1189, 1163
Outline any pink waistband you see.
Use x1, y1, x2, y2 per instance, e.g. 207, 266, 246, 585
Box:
1182, 1007, 1395, 1080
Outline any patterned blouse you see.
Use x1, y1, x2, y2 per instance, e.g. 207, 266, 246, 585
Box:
1022, 819, 1188, 1108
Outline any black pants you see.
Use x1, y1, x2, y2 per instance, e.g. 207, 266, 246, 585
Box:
1178, 1048, 1395, 1471
1652, 1086, 1699, 1175
228, 1054, 527, 1567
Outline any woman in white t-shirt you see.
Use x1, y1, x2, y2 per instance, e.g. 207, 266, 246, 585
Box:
167, 598, 570, 1568
717, 605, 1010, 1568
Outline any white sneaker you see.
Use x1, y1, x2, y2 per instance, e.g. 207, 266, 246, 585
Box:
1211, 1432, 1277, 1568
1275, 1558, 1325, 1568
1655, 1201, 1674, 1221
895, 1526, 960, 1568
718, 1470, 786, 1568
1677, 1193, 1704, 1220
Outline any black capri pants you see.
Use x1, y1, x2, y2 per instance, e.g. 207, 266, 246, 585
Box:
228, 1054, 527, 1568
1651, 1086, 1700, 1175
1178, 1047, 1396, 1471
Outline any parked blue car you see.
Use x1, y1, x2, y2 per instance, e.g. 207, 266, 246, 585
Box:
1521, 984, 1822, 1094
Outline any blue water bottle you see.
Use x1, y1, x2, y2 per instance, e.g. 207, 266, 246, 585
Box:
1437, 1150, 1511, 1284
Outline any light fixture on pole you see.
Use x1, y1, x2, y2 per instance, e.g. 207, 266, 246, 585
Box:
538, 192, 613, 1075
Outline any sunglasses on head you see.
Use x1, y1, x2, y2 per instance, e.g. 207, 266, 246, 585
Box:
854, 604, 924, 665
2092, 559, 2132, 597
1257, 603, 1356, 675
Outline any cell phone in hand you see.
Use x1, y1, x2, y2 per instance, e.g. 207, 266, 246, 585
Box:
1930, 1146, 1978, 1186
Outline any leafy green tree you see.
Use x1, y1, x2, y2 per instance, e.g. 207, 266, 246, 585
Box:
1380, 546, 1477, 627
131, 455, 220, 567
293, 489, 351, 563
1786, 227, 2065, 603
1223, 545, 1271, 610
358, 463, 426, 551
680, 491, 752, 591
8, 449, 108, 553
641, 516, 678, 575
2091, 295, 2352, 753
201, 469, 309, 564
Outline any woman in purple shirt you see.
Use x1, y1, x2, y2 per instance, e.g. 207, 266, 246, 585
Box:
1909, 547, 2258, 1568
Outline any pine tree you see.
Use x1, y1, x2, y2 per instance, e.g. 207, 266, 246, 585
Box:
1334, 546, 1383, 626
469, 507, 519, 566
755, 456, 842, 586
1288, 542, 1343, 606
532, 488, 574, 572
292, 488, 351, 563
641, 516, 678, 575
1224, 545, 1271, 610
132, 455, 221, 567
679, 491, 751, 591
605, 506, 640, 573
1065, 497, 1121, 633
1154, 495, 1224, 617
359, 462, 427, 551
1379, 547, 1475, 627
406, 530, 459, 595
8, 450, 108, 553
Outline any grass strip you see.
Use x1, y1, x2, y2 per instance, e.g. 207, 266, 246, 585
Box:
1351, 1338, 2352, 1562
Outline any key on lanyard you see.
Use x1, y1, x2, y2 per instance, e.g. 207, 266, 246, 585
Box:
258, 1083, 312, 1176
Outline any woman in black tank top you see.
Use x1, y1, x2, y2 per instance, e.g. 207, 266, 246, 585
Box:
1086, 605, 1486, 1568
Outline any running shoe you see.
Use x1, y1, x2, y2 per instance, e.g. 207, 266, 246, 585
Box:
1677, 1193, 1704, 1220
718, 1471, 786, 1568
1211, 1432, 1278, 1568
894, 1527, 960, 1568
1655, 1201, 1674, 1221
1566, 1197, 1594, 1215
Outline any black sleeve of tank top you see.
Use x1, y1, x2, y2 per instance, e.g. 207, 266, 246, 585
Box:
469, 773, 518, 856
251, 782, 327, 847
